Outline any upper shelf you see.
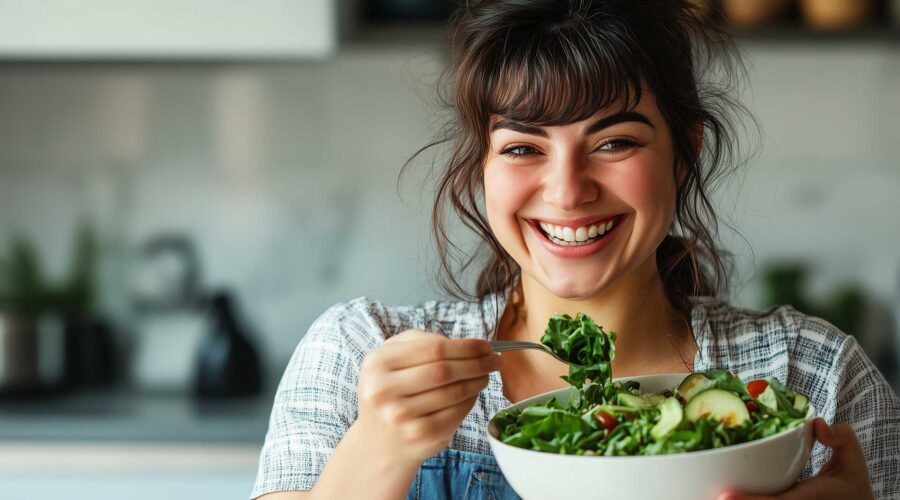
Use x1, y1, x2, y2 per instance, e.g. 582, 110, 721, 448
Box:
730, 25, 900, 43
349, 21, 900, 50
0, 0, 337, 61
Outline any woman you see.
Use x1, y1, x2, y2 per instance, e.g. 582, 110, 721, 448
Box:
252, 1, 898, 499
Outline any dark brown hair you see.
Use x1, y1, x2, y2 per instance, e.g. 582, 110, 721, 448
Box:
406, 0, 755, 324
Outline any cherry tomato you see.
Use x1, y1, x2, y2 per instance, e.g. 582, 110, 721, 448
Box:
746, 379, 769, 398
595, 411, 618, 432
745, 401, 759, 413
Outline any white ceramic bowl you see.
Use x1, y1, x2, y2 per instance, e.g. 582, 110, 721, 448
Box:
488, 374, 815, 500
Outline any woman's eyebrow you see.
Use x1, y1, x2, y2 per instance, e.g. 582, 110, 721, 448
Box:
490, 119, 548, 137
584, 112, 654, 135
490, 111, 654, 137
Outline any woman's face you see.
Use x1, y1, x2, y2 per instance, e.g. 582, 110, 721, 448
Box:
483, 92, 678, 299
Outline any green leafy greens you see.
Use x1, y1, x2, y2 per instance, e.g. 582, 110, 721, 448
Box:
540, 312, 616, 389
494, 313, 811, 456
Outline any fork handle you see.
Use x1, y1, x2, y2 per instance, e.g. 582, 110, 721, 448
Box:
490, 340, 546, 353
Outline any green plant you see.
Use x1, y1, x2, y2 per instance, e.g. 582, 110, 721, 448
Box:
0, 223, 97, 316
761, 261, 866, 337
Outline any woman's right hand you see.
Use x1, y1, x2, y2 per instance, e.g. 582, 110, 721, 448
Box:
356, 330, 503, 464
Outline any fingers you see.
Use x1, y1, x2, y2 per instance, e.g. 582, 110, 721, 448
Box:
373, 333, 494, 370
383, 394, 480, 449
389, 354, 502, 396
403, 375, 491, 416
414, 394, 481, 438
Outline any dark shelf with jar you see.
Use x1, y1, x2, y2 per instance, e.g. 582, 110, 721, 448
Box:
344, 0, 900, 47
700, 0, 900, 43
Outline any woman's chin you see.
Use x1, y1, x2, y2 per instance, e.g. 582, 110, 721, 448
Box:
538, 275, 610, 300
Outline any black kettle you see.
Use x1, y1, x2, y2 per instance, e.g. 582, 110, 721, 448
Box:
194, 291, 262, 398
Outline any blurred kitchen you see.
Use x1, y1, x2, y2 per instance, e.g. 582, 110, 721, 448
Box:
0, 0, 898, 498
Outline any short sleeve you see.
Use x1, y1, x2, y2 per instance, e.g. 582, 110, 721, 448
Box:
250, 300, 384, 498
810, 334, 900, 499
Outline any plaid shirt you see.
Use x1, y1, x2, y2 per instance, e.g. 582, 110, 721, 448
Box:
251, 293, 900, 499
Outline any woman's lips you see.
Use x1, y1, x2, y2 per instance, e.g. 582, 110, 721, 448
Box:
526, 215, 625, 259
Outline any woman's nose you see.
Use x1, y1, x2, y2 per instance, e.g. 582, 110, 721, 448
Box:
541, 154, 599, 210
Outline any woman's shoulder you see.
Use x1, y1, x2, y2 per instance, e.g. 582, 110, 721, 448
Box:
308, 294, 498, 345
692, 298, 852, 381
694, 298, 849, 352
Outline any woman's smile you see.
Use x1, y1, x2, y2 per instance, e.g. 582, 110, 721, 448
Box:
524, 214, 626, 258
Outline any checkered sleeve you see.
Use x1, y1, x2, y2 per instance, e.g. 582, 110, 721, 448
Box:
250, 299, 382, 498
820, 333, 900, 499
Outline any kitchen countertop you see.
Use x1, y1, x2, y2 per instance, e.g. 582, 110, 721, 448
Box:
0, 388, 274, 443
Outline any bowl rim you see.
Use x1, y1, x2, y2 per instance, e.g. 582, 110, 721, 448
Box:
487, 373, 816, 461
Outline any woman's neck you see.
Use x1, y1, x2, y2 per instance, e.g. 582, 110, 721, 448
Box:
510, 254, 695, 375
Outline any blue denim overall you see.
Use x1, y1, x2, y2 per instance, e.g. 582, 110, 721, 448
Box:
406, 448, 522, 500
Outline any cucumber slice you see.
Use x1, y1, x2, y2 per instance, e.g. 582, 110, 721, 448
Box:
651, 397, 684, 440
617, 392, 655, 409
756, 385, 778, 411
645, 393, 666, 406
793, 393, 809, 413
675, 373, 714, 402
685, 389, 750, 428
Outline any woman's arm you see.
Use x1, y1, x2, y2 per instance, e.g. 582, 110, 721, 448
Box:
304, 330, 497, 498
252, 308, 500, 499
257, 492, 309, 499
823, 336, 899, 497
255, 421, 419, 500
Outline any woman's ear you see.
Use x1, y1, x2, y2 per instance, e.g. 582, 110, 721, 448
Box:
678, 121, 704, 188
691, 121, 704, 156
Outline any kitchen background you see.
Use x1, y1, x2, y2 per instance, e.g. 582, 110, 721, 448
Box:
0, 1, 898, 499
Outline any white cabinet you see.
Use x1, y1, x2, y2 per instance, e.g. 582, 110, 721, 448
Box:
0, 0, 336, 60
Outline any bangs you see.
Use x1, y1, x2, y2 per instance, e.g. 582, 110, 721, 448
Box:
482, 23, 649, 126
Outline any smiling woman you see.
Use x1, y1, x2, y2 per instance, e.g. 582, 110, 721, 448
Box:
251, 1, 898, 500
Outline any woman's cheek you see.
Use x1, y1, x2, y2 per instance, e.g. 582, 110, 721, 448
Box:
612, 158, 676, 216
485, 164, 530, 216
484, 163, 535, 247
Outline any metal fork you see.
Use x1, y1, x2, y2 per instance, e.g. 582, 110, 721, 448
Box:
490, 340, 581, 366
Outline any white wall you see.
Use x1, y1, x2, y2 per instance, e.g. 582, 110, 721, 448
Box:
0, 42, 898, 376
720, 43, 900, 305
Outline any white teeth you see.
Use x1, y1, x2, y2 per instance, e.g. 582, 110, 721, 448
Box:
575, 227, 588, 242
538, 217, 619, 245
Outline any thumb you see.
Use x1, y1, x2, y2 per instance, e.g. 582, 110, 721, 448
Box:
813, 418, 868, 476
813, 418, 854, 449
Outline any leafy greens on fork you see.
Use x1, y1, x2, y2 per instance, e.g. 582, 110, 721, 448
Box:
540, 313, 616, 389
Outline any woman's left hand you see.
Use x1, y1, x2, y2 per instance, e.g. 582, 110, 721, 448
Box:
717, 418, 874, 500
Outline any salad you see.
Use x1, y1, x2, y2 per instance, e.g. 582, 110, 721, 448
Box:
493, 313, 812, 456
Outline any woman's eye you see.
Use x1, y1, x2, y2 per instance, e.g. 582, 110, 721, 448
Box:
500, 145, 538, 158
596, 138, 639, 153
